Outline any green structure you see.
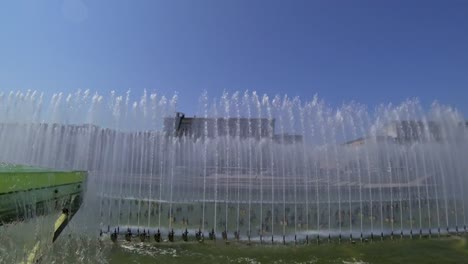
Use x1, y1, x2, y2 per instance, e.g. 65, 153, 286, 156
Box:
0, 163, 87, 225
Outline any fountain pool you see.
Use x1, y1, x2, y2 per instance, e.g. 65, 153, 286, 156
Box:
0, 90, 467, 262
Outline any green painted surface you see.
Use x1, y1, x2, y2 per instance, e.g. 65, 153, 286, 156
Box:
0, 163, 86, 194
0, 163, 55, 173
0, 182, 83, 218
0, 163, 87, 224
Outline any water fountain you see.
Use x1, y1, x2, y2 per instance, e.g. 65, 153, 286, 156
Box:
0, 89, 467, 247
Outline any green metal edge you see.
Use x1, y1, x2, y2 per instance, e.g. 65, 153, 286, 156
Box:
0, 170, 87, 194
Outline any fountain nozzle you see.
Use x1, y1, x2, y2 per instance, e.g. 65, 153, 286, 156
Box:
182, 228, 189, 241
154, 229, 161, 243
139, 229, 147, 242
168, 229, 175, 242
222, 230, 228, 241
196, 229, 202, 241
209, 228, 215, 240
125, 229, 132, 242
234, 231, 240, 241
110, 229, 118, 243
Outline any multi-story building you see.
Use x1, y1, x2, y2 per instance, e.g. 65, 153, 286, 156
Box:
163, 112, 275, 139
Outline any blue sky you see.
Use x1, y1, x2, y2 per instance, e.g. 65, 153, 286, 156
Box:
1, 0, 467, 115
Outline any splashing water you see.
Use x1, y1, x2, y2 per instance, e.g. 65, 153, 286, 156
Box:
0, 90, 467, 244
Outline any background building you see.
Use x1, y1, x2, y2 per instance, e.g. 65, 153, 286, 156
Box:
383, 121, 442, 142
164, 113, 275, 139
164, 113, 304, 143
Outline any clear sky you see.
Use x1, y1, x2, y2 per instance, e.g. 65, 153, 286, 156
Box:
1, 0, 467, 115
